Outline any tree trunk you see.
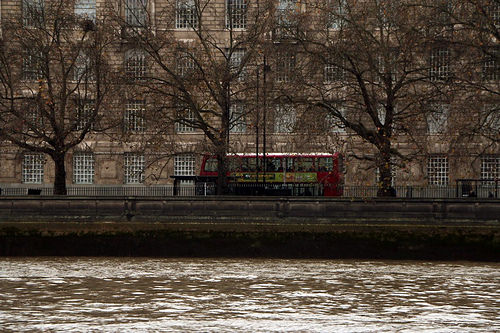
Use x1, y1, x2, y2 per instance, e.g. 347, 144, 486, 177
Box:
52, 152, 67, 195
216, 151, 228, 195
376, 144, 395, 197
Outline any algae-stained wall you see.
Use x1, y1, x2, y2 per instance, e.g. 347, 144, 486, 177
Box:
1, 221, 499, 261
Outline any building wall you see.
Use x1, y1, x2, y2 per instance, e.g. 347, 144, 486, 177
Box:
0, 0, 498, 188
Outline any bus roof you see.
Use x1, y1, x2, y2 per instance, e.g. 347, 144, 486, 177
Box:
215, 153, 341, 157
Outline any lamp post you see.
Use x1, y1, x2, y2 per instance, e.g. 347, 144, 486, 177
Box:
255, 64, 260, 179
262, 55, 270, 184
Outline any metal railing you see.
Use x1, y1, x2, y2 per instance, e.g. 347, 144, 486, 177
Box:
0, 183, 498, 198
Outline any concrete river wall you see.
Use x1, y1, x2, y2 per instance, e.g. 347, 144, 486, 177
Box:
0, 197, 499, 260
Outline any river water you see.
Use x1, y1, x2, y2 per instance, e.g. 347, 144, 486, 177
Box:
0, 258, 498, 332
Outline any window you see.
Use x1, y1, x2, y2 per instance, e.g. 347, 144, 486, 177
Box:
481, 155, 499, 184
174, 154, 195, 185
175, 108, 197, 133
22, 153, 44, 184
125, 49, 146, 81
326, 108, 346, 133
73, 152, 94, 184
228, 48, 246, 81
376, 0, 395, 28
23, 49, 43, 81
176, 0, 198, 29
275, 0, 298, 39
324, 56, 345, 83
125, 0, 147, 26
427, 104, 448, 134
226, 0, 247, 29
483, 104, 500, 131
23, 0, 44, 27
328, 0, 346, 29
124, 100, 146, 132
24, 99, 43, 130
488, 3, 500, 27
176, 54, 195, 77
376, 52, 398, 83
482, 48, 499, 82
275, 50, 295, 83
174, 154, 195, 176
318, 157, 333, 171
436, 0, 452, 25
124, 153, 145, 184
274, 104, 296, 133
76, 99, 95, 131
75, 0, 96, 21
429, 47, 451, 81
230, 103, 246, 133
427, 156, 449, 186
377, 105, 387, 127
74, 52, 94, 82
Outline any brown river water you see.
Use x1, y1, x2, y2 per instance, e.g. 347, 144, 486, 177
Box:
0, 258, 499, 332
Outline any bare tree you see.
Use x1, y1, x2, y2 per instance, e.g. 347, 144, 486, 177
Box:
291, 0, 457, 196
0, 0, 116, 194
109, 0, 273, 193
433, 0, 499, 145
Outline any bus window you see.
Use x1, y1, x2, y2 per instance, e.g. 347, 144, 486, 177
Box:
266, 158, 282, 172
204, 158, 218, 172
296, 157, 314, 172
247, 158, 257, 172
241, 159, 249, 171
285, 158, 294, 172
229, 157, 240, 172
318, 157, 333, 172
241, 158, 257, 172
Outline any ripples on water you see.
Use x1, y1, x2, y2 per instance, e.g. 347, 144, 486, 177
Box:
0, 258, 498, 332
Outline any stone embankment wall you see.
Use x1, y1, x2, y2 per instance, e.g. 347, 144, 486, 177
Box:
0, 197, 499, 260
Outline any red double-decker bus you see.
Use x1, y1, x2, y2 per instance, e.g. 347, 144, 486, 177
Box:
198, 153, 344, 196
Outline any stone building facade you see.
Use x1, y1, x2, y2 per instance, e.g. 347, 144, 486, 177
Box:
0, 0, 498, 192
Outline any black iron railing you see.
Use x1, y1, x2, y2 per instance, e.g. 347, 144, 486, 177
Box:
0, 182, 498, 198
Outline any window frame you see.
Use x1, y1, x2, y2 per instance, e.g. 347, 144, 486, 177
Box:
73, 152, 95, 184
23, 0, 44, 28
274, 103, 296, 133
174, 154, 196, 185
74, 51, 94, 82
124, 153, 145, 184
75, 0, 96, 22
275, 0, 298, 39
124, 100, 146, 133
22, 153, 45, 184
124, 0, 148, 27
275, 49, 296, 83
225, 0, 247, 30
429, 46, 451, 82
327, 0, 347, 30
125, 48, 147, 81
482, 48, 499, 82
75, 98, 95, 131
176, 0, 199, 29
175, 107, 197, 133
324, 56, 345, 83
22, 48, 43, 81
426, 103, 449, 134
176, 53, 196, 77
427, 155, 449, 186
230, 102, 246, 133
227, 48, 246, 81
480, 155, 499, 185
